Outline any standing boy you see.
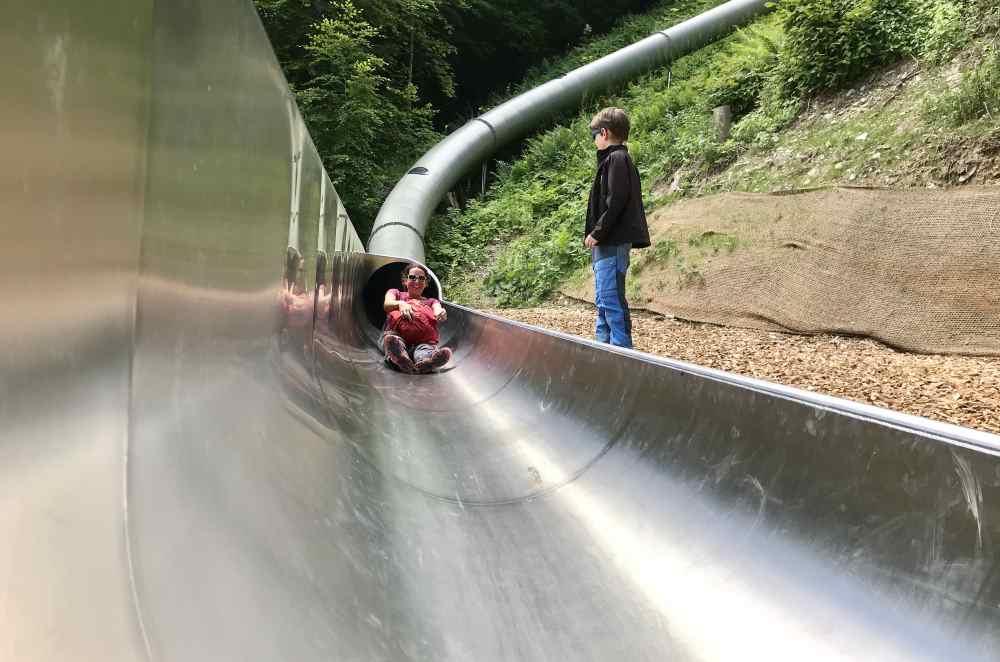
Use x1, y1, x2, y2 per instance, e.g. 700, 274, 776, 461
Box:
584, 107, 650, 349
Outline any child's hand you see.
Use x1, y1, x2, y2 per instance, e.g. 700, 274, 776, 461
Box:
398, 301, 414, 319
584, 234, 598, 248
434, 307, 447, 322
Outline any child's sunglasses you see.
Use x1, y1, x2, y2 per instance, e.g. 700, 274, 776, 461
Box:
406, 274, 427, 282
590, 127, 604, 140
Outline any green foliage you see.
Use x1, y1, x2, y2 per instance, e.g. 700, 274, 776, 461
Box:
429, 0, 1000, 307
676, 258, 705, 288
651, 238, 679, 260
918, 0, 970, 64
918, 1, 1000, 124
486, 225, 589, 303
256, 0, 447, 237
729, 92, 800, 149
924, 46, 1000, 125
704, 21, 784, 117
257, 0, 999, 251
704, 17, 800, 153
256, 0, 457, 106
290, 1, 441, 238
965, 0, 1000, 38
777, 0, 926, 98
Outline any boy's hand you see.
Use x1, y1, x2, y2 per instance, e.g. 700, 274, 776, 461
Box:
398, 301, 414, 320
584, 234, 598, 248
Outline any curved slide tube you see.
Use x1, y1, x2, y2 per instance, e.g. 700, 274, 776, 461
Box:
3, 1, 1000, 661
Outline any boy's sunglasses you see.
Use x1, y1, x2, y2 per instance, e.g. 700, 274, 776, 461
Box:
406, 274, 427, 282
590, 127, 604, 139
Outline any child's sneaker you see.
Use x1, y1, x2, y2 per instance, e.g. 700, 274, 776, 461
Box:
415, 347, 452, 374
384, 335, 415, 373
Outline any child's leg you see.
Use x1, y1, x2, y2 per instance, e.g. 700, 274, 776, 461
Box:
594, 300, 611, 344
383, 333, 416, 373
592, 244, 632, 348
592, 250, 611, 343
413, 343, 452, 373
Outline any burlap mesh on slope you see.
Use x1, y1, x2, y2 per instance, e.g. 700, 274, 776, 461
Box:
564, 187, 1000, 355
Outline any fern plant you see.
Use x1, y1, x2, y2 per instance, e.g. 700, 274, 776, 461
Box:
704, 17, 785, 117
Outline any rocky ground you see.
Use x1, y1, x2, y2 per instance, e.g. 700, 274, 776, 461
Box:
484, 301, 1000, 436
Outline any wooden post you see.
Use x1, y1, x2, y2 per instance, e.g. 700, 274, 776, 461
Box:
713, 105, 732, 142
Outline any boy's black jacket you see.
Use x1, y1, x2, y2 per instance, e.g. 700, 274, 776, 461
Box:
585, 144, 651, 248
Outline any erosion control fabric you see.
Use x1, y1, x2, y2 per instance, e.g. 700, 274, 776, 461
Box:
566, 186, 1000, 355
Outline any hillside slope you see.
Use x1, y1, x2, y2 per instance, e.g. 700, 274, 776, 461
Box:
428, 1, 1000, 317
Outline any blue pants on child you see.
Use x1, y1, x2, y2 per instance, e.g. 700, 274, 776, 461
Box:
591, 243, 632, 348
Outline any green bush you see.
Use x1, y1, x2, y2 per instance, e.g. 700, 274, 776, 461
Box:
924, 47, 1000, 125
918, 0, 970, 64
730, 96, 800, 148
965, 0, 1000, 38
486, 225, 589, 304
778, 0, 925, 98
704, 21, 784, 117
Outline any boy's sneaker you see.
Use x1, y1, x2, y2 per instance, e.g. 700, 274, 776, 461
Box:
384, 335, 415, 373
415, 347, 452, 374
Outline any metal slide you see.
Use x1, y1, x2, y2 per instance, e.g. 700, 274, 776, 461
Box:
3, 1, 1000, 661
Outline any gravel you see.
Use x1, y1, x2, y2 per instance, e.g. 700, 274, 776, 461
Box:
483, 303, 1000, 436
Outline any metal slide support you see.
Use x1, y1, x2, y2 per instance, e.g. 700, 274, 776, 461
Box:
369, 0, 770, 262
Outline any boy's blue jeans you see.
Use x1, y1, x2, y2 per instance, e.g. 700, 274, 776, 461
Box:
591, 243, 632, 348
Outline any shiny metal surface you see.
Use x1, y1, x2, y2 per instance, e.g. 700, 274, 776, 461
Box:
2, 2, 153, 659
370, 0, 770, 261
4, 1, 1000, 661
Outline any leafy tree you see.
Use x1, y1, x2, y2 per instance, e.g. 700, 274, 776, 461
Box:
294, 2, 440, 238
256, 0, 456, 104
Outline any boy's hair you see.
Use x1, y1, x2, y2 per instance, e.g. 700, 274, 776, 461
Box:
589, 107, 630, 141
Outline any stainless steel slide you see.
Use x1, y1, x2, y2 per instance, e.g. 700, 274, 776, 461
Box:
3, 1, 999, 661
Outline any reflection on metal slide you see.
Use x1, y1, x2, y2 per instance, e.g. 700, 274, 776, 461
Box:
2, 1, 1000, 661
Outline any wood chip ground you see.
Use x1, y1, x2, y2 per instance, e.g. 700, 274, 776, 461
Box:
483, 303, 1000, 436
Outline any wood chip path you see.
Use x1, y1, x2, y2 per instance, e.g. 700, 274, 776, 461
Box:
483, 304, 1000, 436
